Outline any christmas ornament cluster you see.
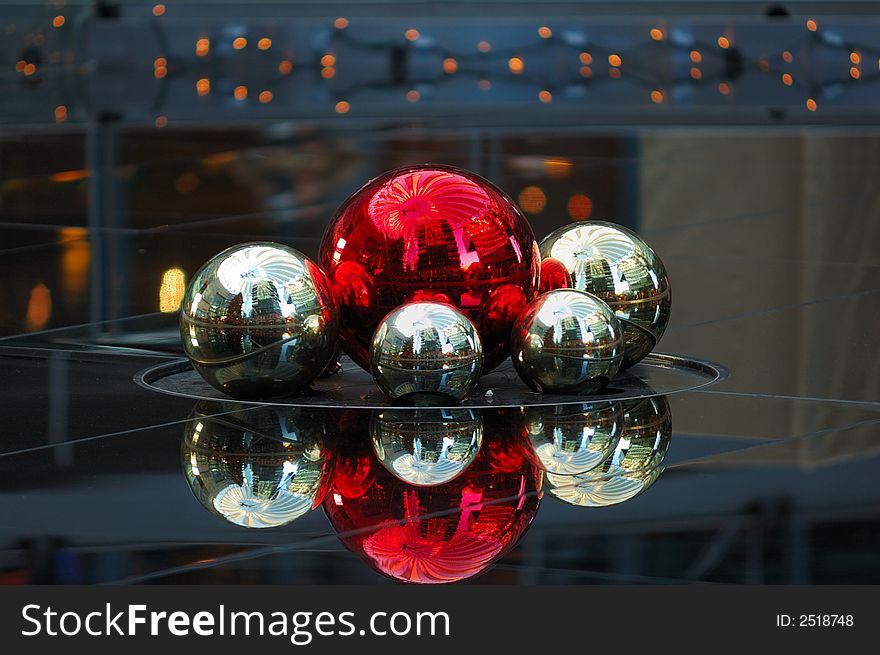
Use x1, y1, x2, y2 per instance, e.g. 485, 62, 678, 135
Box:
180, 164, 671, 404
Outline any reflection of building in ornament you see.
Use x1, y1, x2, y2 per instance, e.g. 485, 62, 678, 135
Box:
182, 404, 331, 529
324, 430, 541, 583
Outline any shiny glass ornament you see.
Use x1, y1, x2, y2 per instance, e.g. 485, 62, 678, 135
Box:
370, 301, 483, 405
181, 403, 332, 528
180, 242, 339, 399
510, 289, 623, 394
545, 395, 672, 507
319, 165, 540, 372
539, 257, 572, 294
539, 221, 671, 369
517, 401, 623, 475
370, 408, 482, 485
323, 432, 541, 584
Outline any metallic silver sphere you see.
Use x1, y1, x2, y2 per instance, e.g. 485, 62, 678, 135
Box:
539, 221, 671, 369
545, 395, 672, 507
510, 289, 623, 394
180, 242, 339, 399
181, 403, 332, 528
370, 408, 482, 485
519, 401, 623, 476
370, 301, 483, 405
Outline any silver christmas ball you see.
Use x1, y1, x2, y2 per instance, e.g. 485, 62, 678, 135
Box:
545, 395, 672, 507
518, 401, 623, 476
180, 242, 339, 399
370, 408, 482, 485
181, 403, 332, 528
539, 221, 671, 369
370, 301, 483, 405
510, 289, 623, 394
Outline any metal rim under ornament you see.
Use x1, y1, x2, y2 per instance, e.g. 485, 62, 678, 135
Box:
136, 353, 728, 410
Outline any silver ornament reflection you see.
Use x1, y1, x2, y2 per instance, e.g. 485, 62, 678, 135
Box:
370, 302, 483, 405
180, 242, 339, 399
181, 403, 332, 528
370, 408, 482, 485
545, 395, 672, 507
539, 221, 671, 369
519, 401, 623, 476
510, 289, 623, 394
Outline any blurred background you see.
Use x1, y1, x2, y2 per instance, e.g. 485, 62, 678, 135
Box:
1, 1, 879, 584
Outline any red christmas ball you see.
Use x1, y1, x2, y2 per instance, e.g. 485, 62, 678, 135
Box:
323, 430, 542, 584
539, 257, 573, 294
319, 165, 540, 371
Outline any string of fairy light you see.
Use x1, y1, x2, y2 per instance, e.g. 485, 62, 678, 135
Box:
7, 8, 880, 125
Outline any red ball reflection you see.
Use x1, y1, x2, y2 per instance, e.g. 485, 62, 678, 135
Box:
539, 257, 572, 294
323, 431, 542, 584
319, 165, 540, 371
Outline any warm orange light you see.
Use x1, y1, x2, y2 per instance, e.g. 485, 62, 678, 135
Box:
758, 58, 770, 72
320, 53, 336, 67
538, 26, 552, 39
233, 85, 247, 100
196, 38, 210, 56
782, 50, 793, 63
690, 67, 702, 80
406, 89, 420, 102
442, 57, 458, 74
650, 89, 664, 104
405, 28, 419, 41
59, 228, 90, 298
278, 59, 293, 74
806, 98, 817, 111
478, 41, 491, 53
155, 115, 168, 128
717, 36, 730, 49
579, 52, 592, 65
538, 90, 552, 103
335, 101, 350, 114
52, 15, 65, 28
233, 37, 247, 50
567, 194, 593, 220
850, 67, 861, 79
334, 17, 349, 29
608, 54, 621, 67
154, 66, 167, 79
259, 90, 273, 103
850, 52, 861, 65
782, 73, 793, 85
159, 268, 186, 313
806, 19, 818, 32
650, 28, 663, 41
25, 283, 52, 331
544, 159, 573, 178
54, 105, 67, 122
196, 78, 210, 96
50, 169, 89, 183
690, 50, 702, 63
23, 63, 36, 76
258, 38, 272, 50
718, 82, 731, 95
154, 57, 166, 68
321, 67, 336, 79
609, 67, 621, 79
152, 4, 166, 17
508, 57, 524, 74
15, 60, 26, 72
518, 186, 547, 214
580, 66, 592, 77
478, 79, 491, 91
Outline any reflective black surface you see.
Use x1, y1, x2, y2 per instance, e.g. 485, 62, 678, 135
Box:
1, 2, 880, 585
